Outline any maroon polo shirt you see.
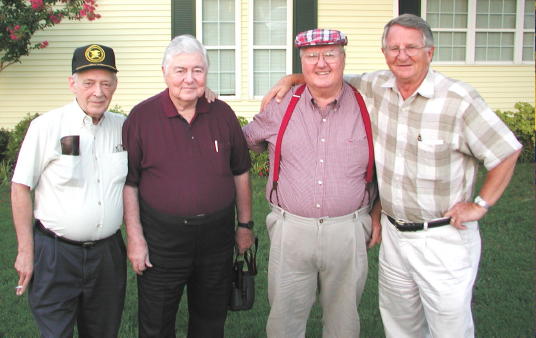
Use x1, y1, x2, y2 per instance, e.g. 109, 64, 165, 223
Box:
123, 89, 251, 216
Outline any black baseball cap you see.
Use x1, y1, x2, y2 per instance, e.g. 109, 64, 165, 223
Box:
72, 44, 118, 74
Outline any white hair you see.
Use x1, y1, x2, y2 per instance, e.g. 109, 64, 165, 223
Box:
162, 34, 209, 73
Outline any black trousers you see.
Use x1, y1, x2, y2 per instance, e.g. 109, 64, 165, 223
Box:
29, 226, 126, 338
138, 201, 236, 338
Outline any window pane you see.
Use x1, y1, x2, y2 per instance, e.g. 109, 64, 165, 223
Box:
220, 23, 235, 45
220, 50, 235, 71
432, 31, 466, 61
254, 49, 286, 96
525, 0, 535, 29
477, 0, 516, 28
254, 0, 287, 45
440, 14, 454, 28
220, 0, 235, 20
203, 23, 219, 45
203, 0, 219, 21
523, 32, 534, 61
475, 32, 515, 61
454, 14, 467, 28
428, 13, 439, 27
208, 50, 220, 72
202, 0, 236, 95
428, 0, 440, 12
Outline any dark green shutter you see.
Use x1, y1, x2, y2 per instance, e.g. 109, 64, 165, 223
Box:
171, 0, 196, 38
293, 0, 318, 73
399, 0, 421, 15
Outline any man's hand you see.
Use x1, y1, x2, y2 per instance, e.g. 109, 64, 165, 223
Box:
260, 74, 304, 111
368, 200, 382, 248
368, 217, 382, 248
14, 251, 33, 296
204, 87, 217, 103
444, 202, 488, 230
235, 227, 254, 254
127, 236, 152, 275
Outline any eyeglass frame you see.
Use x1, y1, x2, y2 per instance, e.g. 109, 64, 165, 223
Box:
300, 48, 345, 65
383, 45, 430, 57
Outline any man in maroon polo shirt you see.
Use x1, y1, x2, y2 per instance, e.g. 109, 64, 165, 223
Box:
122, 35, 254, 337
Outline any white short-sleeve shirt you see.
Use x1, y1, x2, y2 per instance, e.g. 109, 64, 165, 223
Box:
12, 100, 127, 241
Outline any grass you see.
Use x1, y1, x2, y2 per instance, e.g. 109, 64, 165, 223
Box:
0, 163, 534, 337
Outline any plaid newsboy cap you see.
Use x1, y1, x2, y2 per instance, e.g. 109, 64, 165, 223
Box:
294, 29, 348, 48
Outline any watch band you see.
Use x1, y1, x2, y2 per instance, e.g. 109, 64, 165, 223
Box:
474, 195, 490, 210
237, 221, 254, 229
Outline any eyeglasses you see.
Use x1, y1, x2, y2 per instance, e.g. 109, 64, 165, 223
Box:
301, 50, 342, 64
384, 46, 427, 57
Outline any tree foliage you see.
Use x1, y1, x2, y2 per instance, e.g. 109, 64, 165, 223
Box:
0, 0, 100, 72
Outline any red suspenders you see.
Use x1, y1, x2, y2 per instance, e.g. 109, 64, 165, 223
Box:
269, 84, 375, 205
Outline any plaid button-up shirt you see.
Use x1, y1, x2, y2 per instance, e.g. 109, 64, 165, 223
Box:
347, 69, 522, 222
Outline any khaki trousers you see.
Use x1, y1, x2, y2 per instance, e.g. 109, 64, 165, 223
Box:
379, 213, 481, 338
266, 205, 371, 338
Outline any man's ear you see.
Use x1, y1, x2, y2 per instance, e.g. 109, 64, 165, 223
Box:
68, 76, 76, 94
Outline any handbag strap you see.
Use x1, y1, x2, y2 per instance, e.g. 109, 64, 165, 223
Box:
243, 237, 258, 275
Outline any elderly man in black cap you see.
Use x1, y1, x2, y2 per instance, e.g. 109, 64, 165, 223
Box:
11, 44, 127, 337
243, 29, 379, 337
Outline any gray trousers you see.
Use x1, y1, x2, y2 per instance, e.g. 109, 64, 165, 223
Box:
29, 226, 126, 338
266, 205, 371, 338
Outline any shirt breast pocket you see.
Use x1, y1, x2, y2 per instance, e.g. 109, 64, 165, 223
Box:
345, 137, 368, 178
103, 151, 128, 184
416, 140, 450, 181
52, 155, 83, 186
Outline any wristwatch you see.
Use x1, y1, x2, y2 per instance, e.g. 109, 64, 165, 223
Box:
237, 221, 254, 229
474, 195, 490, 210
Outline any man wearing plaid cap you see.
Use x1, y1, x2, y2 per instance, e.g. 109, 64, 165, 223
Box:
263, 14, 522, 338
11, 44, 127, 337
243, 29, 380, 337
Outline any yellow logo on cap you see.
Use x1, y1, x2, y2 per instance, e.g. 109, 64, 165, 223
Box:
84, 45, 105, 63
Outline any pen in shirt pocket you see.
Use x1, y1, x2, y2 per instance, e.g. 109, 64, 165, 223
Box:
214, 140, 219, 153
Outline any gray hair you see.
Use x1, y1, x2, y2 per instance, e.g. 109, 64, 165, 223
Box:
382, 14, 434, 48
162, 34, 209, 73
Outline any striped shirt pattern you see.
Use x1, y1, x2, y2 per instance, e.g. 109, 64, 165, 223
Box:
347, 69, 522, 222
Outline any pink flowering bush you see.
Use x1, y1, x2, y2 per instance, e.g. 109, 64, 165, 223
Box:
0, 0, 101, 72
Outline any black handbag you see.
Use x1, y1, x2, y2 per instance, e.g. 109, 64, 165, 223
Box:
229, 237, 258, 311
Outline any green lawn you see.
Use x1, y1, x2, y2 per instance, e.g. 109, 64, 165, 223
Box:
0, 163, 534, 337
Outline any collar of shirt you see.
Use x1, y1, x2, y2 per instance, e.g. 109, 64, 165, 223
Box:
381, 68, 435, 100
68, 99, 106, 129
161, 88, 211, 119
304, 83, 346, 112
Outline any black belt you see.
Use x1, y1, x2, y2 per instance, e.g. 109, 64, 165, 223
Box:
35, 220, 119, 248
387, 215, 451, 232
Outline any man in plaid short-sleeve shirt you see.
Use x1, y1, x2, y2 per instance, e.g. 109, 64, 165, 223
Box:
265, 14, 521, 338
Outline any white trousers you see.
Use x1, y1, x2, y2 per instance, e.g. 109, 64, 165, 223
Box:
379, 213, 481, 338
266, 205, 371, 338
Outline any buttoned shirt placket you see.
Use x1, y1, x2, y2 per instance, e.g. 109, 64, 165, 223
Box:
85, 116, 105, 240
312, 102, 334, 218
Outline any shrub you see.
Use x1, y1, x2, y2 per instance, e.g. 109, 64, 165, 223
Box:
495, 102, 534, 163
237, 116, 270, 177
4, 113, 40, 170
0, 160, 11, 186
0, 128, 11, 162
109, 104, 126, 116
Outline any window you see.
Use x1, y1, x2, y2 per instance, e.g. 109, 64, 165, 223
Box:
173, 0, 316, 98
197, 0, 238, 96
424, 0, 534, 63
251, 0, 292, 97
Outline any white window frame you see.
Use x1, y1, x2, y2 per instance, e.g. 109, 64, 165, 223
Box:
422, 0, 534, 65
249, 0, 293, 99
196, 0, 241, 98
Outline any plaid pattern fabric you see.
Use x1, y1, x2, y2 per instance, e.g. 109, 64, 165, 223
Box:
294, 29, 348, 48
346, 69, 522, 222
